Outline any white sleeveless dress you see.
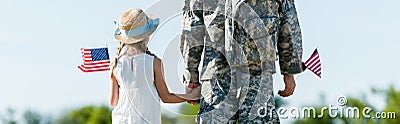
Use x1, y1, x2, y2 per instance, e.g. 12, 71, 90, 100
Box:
112, 54, 161, 124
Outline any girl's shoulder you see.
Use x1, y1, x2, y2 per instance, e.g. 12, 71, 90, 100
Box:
152, 56, 163, 72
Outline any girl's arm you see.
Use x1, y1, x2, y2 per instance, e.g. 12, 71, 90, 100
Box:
109, 75, 119, 107
153, 58, 188, 103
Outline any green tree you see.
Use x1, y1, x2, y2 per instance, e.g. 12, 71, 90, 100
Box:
87, 105, 112, 124
56, 105, 112, 124
176, 103, 199, 123
373, 85, 400, 124
1, 108, 17, 124
23, 110, 42, 124
161, 113, 178, 124
161, 103, 199, 124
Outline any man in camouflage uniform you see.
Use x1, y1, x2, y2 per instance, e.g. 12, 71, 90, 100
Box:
181, 0, 304, 123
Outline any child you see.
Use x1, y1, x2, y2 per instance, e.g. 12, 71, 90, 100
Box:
109, 8, 200, 124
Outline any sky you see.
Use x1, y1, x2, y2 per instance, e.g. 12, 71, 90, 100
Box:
1, 0, 399, 122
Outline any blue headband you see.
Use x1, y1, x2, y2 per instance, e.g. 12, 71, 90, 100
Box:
114, 16, 159, 37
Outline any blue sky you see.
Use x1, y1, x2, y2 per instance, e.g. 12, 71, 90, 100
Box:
1, 0, 399, 122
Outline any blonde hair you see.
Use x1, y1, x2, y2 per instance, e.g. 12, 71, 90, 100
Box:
110, 42, 125, 78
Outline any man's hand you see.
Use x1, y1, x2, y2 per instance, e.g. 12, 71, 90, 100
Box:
278, 75, 296, 97
186, 82, 201, 105
184, 84, 201, 100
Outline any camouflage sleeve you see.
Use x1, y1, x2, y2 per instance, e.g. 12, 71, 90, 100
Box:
277, 0, 305, 75
180, 0, 205, 83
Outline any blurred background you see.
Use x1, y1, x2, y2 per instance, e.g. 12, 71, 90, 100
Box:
0, 0, 399, 124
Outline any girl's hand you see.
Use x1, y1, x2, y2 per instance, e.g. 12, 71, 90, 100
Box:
186, 82, 201, 105
185, 85, 201, 100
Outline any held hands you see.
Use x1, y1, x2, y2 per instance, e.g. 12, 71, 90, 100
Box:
183, 75, 296, 104
176, 82, 201, 104
186, 82, 201, 105
278, 74, 296, 97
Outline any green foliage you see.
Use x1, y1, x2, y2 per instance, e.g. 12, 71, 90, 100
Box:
176, 103, 199, 124
377, 85, 400, 124
86, 105, 112, 124
1, 108, 52, 124
1, 108, 17, 124
160, 103, 199, 124
23, 110, 42, 124
161, 113, 178, 124
56, 105, 112, 124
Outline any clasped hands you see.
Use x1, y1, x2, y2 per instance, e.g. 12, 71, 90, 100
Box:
183, 74, 296, 105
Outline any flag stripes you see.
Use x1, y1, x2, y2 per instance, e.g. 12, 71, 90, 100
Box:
304, 49, 322, 78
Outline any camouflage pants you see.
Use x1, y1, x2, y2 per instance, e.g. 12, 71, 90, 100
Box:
196, 69, 280, 124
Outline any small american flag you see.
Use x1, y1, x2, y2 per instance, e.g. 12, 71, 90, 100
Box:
78, 47, 110, 72
304, 48, 322, 78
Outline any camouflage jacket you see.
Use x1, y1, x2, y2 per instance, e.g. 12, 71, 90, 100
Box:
181, 0, 304, 83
